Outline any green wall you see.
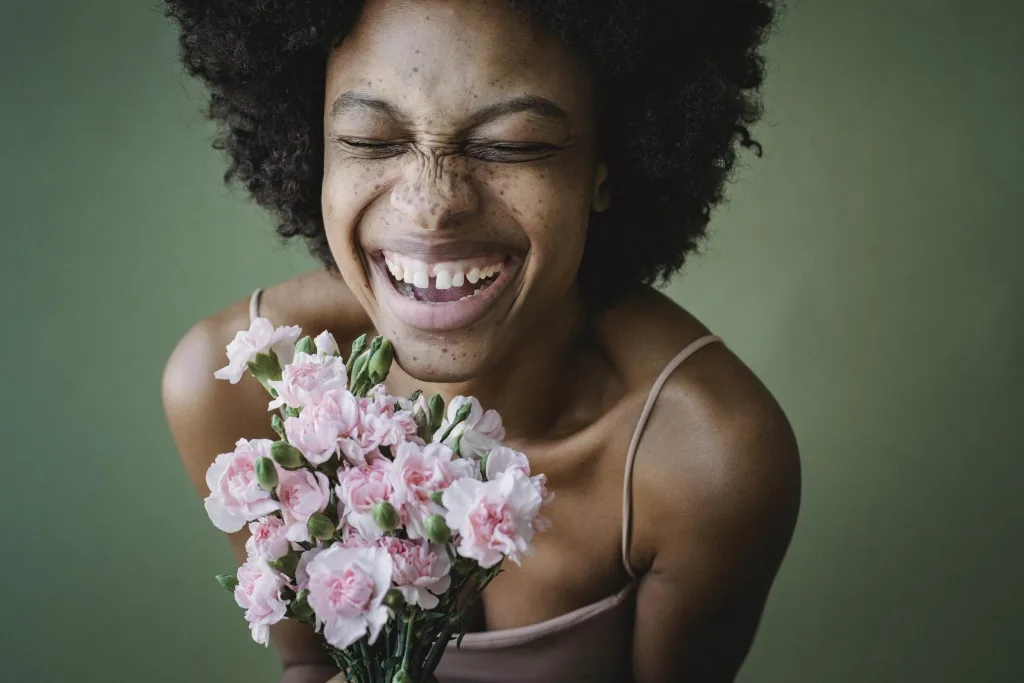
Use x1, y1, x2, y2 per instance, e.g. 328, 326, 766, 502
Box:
1, 0, 1020, 681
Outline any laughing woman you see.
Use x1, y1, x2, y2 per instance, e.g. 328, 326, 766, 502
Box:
161, 1, 801, 682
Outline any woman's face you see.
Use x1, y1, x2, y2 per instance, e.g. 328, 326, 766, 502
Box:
322, 0, 608, 382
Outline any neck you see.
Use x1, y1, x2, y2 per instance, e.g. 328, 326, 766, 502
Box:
384, 286, 589, 439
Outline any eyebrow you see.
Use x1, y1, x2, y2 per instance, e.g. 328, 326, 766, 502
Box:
329, 91, 571, 129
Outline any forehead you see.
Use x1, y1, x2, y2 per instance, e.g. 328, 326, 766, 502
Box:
325, 0, 594, 127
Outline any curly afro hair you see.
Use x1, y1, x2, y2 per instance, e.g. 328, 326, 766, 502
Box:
166, 0, 780, 308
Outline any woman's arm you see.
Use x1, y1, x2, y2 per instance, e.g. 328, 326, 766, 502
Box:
162, 313, 341, 683
629, 372, 802, 683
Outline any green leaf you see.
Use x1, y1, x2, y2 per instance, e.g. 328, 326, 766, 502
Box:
215, 573, 238, 592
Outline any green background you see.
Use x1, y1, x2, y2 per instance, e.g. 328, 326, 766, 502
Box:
2, 0, 1021, 681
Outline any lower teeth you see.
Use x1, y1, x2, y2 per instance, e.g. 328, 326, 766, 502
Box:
396, 280, 491, 301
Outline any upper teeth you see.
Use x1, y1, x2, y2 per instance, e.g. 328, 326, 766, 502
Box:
383, 253, 505, 290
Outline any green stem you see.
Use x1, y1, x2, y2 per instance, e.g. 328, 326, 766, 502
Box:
359, 639, 375, 683
402, 611, 416, 673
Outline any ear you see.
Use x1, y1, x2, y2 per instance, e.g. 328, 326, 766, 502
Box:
591, 163, 610, 213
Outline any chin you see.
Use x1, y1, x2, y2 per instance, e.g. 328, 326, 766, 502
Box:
391, 337, 492, 383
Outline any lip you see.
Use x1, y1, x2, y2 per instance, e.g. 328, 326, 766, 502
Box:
368, 238, 518, 265
369, 253, 521, 331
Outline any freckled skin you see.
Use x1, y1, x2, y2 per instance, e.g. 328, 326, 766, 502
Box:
320, 0, 607, 390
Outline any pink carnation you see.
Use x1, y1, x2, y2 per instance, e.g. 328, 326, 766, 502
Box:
484, 446, 531, 479
276, 468, 332, 543
214, 317, 302, 384
313, 330, 340, 356
284, 389, 361, 465
433, 395, 505, 453
377, 537, 452, 609
389, 441, 479, 540
245, 516, 291, 561
295, 547, 324, 592
337, 459, 395, 540
204, 439, 280, 533
268, 352, 348, 411
306, 546, 394, 650
443, 469, 544, 568
234, 554, 289, 645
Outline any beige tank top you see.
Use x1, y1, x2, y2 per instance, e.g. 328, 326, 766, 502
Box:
249, 288, 725, 683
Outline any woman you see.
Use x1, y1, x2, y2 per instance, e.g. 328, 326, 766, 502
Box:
161, 1, 800, 682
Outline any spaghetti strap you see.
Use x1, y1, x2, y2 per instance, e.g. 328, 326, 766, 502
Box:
620, 334, 724, 578
248, 288, 263, 325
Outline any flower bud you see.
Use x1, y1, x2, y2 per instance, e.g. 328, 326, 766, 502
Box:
408, 389, 423, 402
413, 408, 432, 442
295, 336, 317, 356
428, 394, 445, 431
429, 490, 445, 506
216, 573, 238, 592
254, 457, 278, 491
383, 588, 406, 609
349, 333, 367, 363
424, 514, 451, 544
392, 670, 411, 683
372, 501, 400, 532
270, 441, 304, 469
349, 353, 369, 391
271, 414, 285, 438
307, 513, 336, 542
367, 338, 394, 385
438, 402, 473, 445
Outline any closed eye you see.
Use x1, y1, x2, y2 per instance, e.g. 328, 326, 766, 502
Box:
464, 143, 559, 163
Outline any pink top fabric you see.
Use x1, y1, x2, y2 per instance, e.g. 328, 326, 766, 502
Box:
249, 288, 725, 683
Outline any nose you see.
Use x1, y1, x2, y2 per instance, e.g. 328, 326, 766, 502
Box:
389, 150, 479, 231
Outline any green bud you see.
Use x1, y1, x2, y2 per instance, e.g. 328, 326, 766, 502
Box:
438, 402, 472, 445
428, 394, 445, 431
349, 333, 368, 362
350, 353, 369, 388
413, 408, 432, 442
270, 441, 304, 469
367, 338, 394, 385
424, 514, 451, 544
269, 553, 299, 578
307, 513, 336, 541
254, 457, 278, 491
408, 389, 423, 402
290, 589, 314, 619
216, 573, 239, 592
372, 501, 400, 532
429, 490, 446, 506
453, 557, 476, 574
296, 336, 317, 355
271, 413, 285, 437
383, 588, 406, 609
392, 670, 411, 683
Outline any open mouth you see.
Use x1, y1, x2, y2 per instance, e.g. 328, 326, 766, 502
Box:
369, 250, 520, 331
383, 255, 505, 303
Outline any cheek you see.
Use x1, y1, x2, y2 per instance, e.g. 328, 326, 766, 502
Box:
321, 162, 393, 257
489, 166, 591, 270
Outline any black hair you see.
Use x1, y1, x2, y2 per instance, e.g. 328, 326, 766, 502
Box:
166, 0, 780, 307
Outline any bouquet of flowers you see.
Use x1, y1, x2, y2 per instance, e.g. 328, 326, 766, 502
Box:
203, 318, 552, 683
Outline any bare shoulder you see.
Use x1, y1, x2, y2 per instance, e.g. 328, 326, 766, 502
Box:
599, 286, 801, 574
161, 269, 369, 498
